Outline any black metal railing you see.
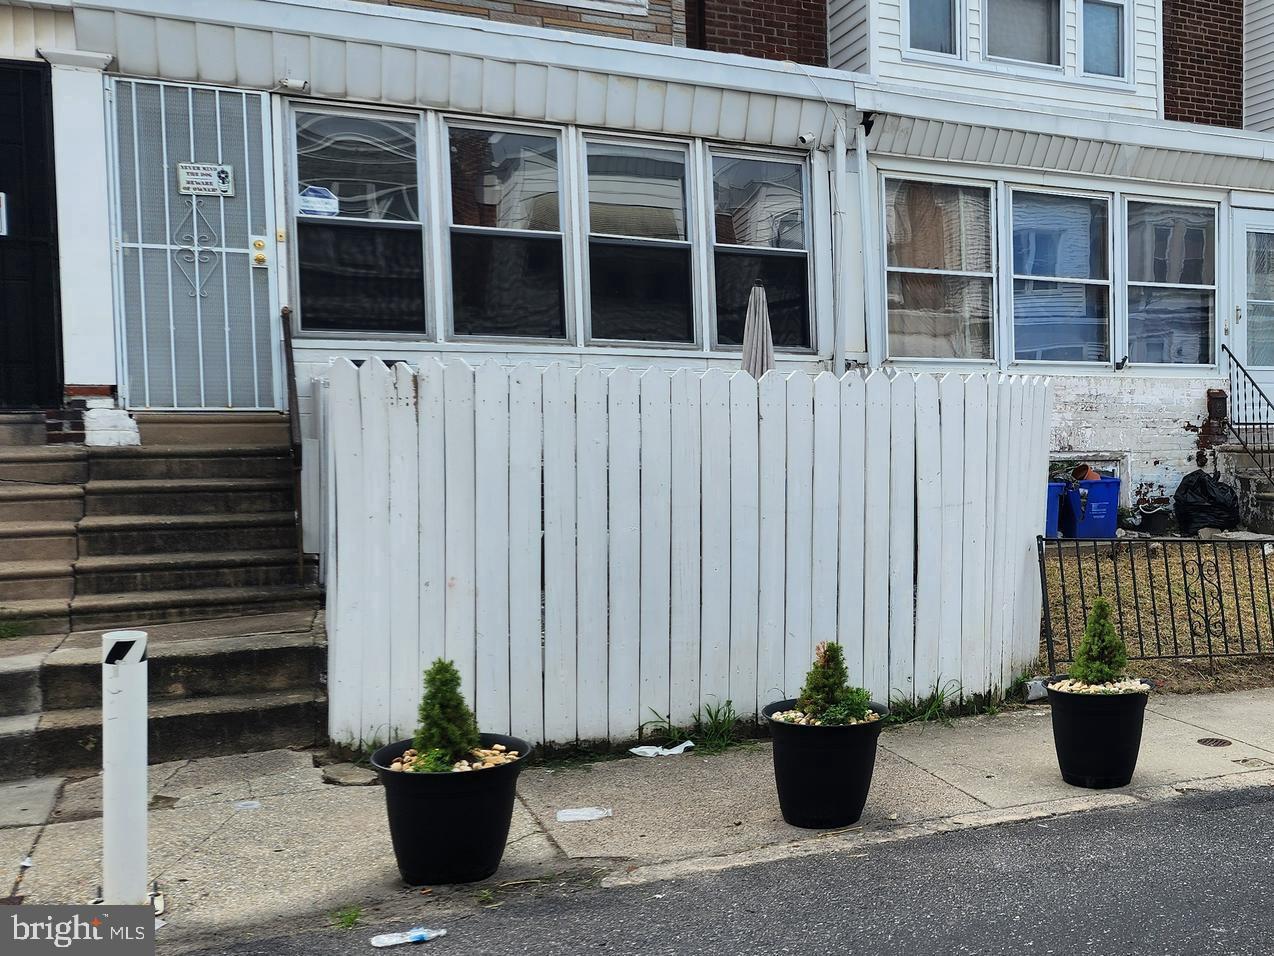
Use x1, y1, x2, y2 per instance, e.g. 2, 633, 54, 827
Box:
1222, 343, 1274, 486
1039, 534, 1274, 670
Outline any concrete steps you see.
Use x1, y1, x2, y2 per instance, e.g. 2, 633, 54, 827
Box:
0, 412, 47, 446
84, 477, 293, 516
88, 444, 292, 480
133, 413, 290, 447
74, 549, 307, 594
0, 483, 83, 521
0, 560, 75, 600
78, 512, 301, 556
0, 446, 87, 484
70, 583, 321, 629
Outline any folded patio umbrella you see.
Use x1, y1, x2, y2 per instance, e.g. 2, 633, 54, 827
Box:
740, 281, 775, 380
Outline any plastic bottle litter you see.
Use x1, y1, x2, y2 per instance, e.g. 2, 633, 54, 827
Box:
370, 927, 447, 948
556, 807, 613, 822
629, 741, 694, 758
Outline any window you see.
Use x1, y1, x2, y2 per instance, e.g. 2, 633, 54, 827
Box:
1012, 192, 1110, 362
294, 112, 425, 333
448, 126, 566, 339
885, 180, 994, 360
986, 0, 1060, 65
586, 142, 694, 343
711, 155, 810, 349
1083, 0, 1124, 77
910, 0, 957, 54
1126, 202, 1216, 365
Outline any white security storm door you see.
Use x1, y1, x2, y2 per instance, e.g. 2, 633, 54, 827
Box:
1232, 208, 1274, 390
109, 79, 281, 410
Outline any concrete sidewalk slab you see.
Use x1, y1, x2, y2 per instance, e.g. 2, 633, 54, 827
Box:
0, 825, 39, 892
1147, 687, 1274, 751
0, 778, 62, 829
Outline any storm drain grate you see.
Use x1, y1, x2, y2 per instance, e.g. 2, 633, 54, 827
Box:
1197, 737, 1233, 748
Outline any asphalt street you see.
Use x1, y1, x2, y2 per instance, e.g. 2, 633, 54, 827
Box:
185, 787, 1274, 956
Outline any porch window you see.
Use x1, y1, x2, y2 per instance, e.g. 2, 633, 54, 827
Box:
909, 0, 957, 55
986, 0, 1061, 65
1011, 192, 1110, 362
885, 179, 994, 360
294, 112, 425, 333
1083, 0, 1125, 77
1126, 202, 1216, 365
447, 125, 566, 339
585, 141, 695, 344
710, 155, 810, 349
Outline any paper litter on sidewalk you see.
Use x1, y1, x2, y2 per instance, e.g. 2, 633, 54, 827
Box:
629, 741, 695, 758
556, 807, 613, 822
370, 927, 447, 948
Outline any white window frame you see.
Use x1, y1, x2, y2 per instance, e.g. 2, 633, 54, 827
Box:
578, 131, 702, 350
286, 102, 432, 340
705, 144, 816, 353
881, 173, 999, 366
1006, 186, 1115, 367
902, 0, 964, 61
1123, 196, 1220, 370
1078, 0, 1131, 80
981, 0, 1066, 72
440, 116, 575, 345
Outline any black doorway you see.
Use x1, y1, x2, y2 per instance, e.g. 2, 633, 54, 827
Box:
0, 60, 60, 409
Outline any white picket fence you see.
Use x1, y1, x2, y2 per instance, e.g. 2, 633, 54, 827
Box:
316, 359, 1053, 748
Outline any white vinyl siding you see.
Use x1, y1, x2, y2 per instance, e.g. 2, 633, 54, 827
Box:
1246, 0, 1274, 131
829, 0, 1159, 116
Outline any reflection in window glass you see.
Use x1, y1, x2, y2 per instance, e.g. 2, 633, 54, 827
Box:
886, 179, 994, 359
712, 155, 809, 349
297, 222, 425, 333
1127, 287, 1214, 365
1126, 202, 1215, 364
1012, 192, 1109, 362
1245, 233, 1274, 366
986, 0, 1061, 65
295, 113, 418, 221
1127, 202, 1215, 285
910, 0, 956, 54
448, 126, 566, 338
1083, 0, 1124, 77
587, 142, 693, 342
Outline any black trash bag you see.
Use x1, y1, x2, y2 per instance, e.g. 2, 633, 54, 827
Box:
1173, 470, 1241, 537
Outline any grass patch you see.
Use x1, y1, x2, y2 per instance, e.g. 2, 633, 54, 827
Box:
330, 906, 362, 930
886, 679, 1026, 725
0, 619, 29, 640
639, 698, 749, 755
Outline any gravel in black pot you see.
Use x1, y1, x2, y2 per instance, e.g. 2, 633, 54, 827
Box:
372, 733, 529, 885
764, 698, 887, 828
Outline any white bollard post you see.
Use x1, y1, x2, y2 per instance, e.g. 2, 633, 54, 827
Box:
102, 629, 149, 905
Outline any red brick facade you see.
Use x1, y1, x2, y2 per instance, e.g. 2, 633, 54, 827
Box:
1162, 0, 1244, 127
689, 0, 827, 66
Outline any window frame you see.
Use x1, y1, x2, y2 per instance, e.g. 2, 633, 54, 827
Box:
287, 102, 432, 340
981, 0, 1066, 71
903, 0, 964, 61
1006, 186, 1115, 368
1123, 195, 1220, 370
881, 173, 999, 366
440, 115, 574, 345
706, 144, 816, 353
1078, 0, 1130, 80
578, 131, 702, 350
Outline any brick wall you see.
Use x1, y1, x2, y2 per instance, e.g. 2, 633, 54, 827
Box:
1162, 0, 1244, 127
389, 0, 686, 45
690, 0, 827, 65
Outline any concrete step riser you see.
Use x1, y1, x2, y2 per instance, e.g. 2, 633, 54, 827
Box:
0, 499, 83, 522
0, 575, 73, 601
76, 563, 302, 594
0, 698, 326, 781
42, 644, 322, 710
0, 535, 78, 561
85, 489, 294, 517
0, 611, 69, 634
0, 463, 86, 483
80, 524, 296, 556
139, 426, 291, 447
71, 595, 317, 630
91, 458, 291, 481
0, 423, 46, 445
0, 667, 40, 718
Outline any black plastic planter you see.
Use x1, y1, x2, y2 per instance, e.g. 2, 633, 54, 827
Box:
1047, 685, 1148, 789
371, 734, 530, 885
763, 699, 888, 829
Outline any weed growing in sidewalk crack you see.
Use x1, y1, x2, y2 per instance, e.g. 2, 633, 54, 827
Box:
331, 906, 362, 930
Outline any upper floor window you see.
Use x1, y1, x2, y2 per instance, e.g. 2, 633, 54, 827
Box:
986, 0, 1060, 66
1083, 0, 1125, 77
909, 0, 957, 55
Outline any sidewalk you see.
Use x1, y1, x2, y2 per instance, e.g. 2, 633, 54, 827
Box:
6, 688, 1274, 951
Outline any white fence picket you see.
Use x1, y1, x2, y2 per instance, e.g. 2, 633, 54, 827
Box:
608, 368, 642, 740
320, 363, 1055, 747
575, 366, 609, 741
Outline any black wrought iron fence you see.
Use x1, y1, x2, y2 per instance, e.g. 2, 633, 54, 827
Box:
1038, 535, 1274, 670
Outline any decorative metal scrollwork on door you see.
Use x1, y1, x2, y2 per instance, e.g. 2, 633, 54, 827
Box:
171, 197, 222, 298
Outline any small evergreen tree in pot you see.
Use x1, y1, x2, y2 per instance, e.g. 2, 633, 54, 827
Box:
1047, 597, 1150, 790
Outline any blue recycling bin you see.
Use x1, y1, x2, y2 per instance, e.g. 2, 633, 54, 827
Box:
1045, 481, 1065, 538
1059, 476, 1121, 538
